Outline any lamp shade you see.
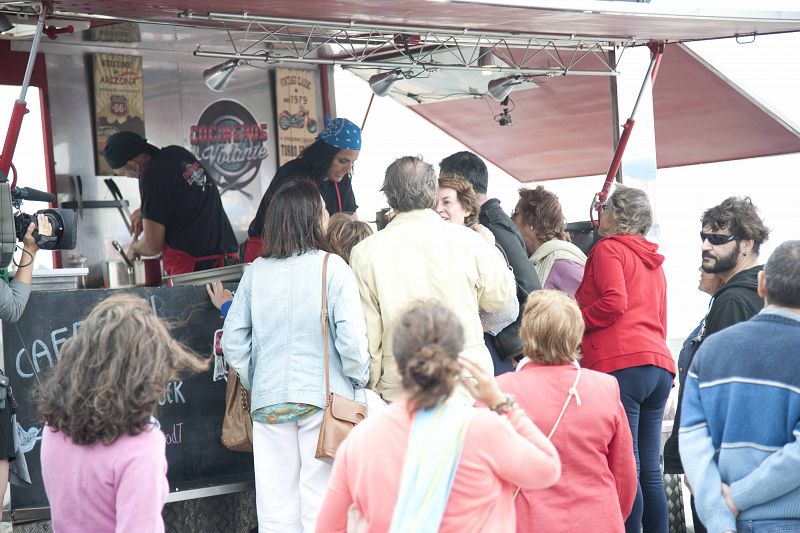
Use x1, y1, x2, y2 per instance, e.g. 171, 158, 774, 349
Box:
487, 75, 524, 101
368, 70, 404, 97
203, 59, 239, 92
0, 14, 14, 34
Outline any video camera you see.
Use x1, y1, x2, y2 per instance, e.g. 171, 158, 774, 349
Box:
1, 182, 78, 268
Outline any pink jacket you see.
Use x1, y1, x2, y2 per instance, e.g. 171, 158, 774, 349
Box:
41, 423, 169, 533
316, 399, 561, 533
497, 362, 637, 532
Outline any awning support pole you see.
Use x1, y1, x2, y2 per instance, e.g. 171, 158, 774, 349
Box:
0, 12, 48, 182
361, 93, 375, 131
590, 42, 664, 227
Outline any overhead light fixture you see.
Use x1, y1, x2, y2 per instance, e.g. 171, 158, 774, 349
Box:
368, 69, 405, 97
479, 47, 495, 76
203, 59, 240, 92
487, 74, 538, 101
0, 14, 16, 34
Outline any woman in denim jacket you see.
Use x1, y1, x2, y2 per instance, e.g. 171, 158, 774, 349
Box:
222, 178, 370, 533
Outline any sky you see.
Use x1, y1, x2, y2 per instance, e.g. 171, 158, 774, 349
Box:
334, 31, 800, 350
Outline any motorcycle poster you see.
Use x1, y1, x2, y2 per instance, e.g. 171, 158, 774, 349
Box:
275, 67, 320, 166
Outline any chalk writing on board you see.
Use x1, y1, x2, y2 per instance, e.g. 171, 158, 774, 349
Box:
15, 320, 84, 379
158, 381, 186, 405
165, 423, 183, 445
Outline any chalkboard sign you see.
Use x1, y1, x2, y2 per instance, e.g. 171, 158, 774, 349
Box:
2, 285, 254, 513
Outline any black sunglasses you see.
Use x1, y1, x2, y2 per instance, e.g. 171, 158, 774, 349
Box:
700, 232, 737, 245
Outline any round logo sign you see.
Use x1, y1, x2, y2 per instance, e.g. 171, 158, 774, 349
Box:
190, 100, 269, 195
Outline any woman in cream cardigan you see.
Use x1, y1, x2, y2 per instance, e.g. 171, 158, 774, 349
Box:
512, 186, 586, 296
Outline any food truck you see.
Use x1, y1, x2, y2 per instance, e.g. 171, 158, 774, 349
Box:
1, 1, 800, 530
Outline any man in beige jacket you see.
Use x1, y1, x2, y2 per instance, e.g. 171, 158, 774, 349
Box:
349, 156, 517, 401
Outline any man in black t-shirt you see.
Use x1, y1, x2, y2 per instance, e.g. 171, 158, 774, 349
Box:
103, 131, 239, 275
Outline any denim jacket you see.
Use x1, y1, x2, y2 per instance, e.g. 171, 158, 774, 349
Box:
222, 250, 370, 412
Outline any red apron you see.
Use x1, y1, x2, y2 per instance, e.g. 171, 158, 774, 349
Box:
243, 235, 263, 263
162, 245, 239, 276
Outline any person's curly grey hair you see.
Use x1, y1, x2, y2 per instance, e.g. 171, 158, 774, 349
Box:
605, 184, 653, 236
382, 156, 437, 212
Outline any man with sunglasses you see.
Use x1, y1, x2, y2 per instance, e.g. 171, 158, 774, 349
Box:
664, 196, 769, 533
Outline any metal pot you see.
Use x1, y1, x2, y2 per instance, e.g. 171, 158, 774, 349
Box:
108, 240, 163, 287
103, 259, 145, 288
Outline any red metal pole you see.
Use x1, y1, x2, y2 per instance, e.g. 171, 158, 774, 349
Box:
0, 13, 46, 181
318, 64, 332, 121
0, 100, 29, 179
590, 42, 664, 227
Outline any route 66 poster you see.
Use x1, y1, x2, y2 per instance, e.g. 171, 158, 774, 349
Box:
92, 53, 145, 175
275, 68, 319, 165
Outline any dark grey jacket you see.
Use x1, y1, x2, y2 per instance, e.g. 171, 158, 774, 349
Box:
479, 199, 542, 359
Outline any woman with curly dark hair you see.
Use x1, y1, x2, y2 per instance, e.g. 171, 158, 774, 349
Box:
317, 301, 560, 532
512, 186, 586, 296
38, 293, 208, 532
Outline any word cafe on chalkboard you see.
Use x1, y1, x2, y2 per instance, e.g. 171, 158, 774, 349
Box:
2, 285, 254, 517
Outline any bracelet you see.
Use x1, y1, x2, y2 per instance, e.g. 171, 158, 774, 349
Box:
490, 394, 518, 415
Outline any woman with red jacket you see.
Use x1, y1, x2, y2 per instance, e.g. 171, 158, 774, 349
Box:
575, 185, 675, 533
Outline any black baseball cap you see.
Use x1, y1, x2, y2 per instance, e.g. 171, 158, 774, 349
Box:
103, 131, 150, 170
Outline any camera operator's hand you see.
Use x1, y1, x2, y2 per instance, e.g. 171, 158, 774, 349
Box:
129, 208, 143, 237
22, 214, 53, 254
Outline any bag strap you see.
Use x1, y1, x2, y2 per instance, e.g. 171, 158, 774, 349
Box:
513, 362, 582, 500
321, 252, 331, 404
546, 362, 582, 439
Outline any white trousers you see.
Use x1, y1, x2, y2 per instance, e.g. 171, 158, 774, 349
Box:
252, 411, 331, 533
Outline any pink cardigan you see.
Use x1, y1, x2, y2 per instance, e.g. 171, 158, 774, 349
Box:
497, 362, 637, 533
41, 423, 169, 533
316, 399, 560, 533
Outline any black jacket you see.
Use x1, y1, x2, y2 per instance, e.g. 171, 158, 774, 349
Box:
479, 199, 542, 359
247, 159, 357, 238
663, 264, 764, 473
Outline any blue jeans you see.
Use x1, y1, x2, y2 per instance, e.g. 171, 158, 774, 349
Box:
611, 365, 673, 533
737, 519, 800, 533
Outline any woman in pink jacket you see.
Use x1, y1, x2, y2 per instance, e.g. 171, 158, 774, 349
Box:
497, 290, 637, 532
38, 294, 208, 532
316, 301, 561, 533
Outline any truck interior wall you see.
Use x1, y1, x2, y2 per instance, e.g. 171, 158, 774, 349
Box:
28, 24, 321, 286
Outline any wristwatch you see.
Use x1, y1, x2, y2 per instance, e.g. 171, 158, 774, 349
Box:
491, 394, 518, 415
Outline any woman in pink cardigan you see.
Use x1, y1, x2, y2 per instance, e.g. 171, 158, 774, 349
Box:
38, 294, 208, 532
316, 301, 561, 533
497, 290, 638, 532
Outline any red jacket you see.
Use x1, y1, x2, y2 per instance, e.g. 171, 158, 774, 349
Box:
575, 234, 675, 375
497, 362, 637, 533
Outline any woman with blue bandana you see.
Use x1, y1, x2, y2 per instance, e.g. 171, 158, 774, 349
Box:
243, 118, 361, 262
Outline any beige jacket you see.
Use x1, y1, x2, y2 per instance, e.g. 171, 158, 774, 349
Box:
349, 209, 517, 401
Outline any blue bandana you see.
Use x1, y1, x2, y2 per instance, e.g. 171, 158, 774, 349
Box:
316, 118, 361, 150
